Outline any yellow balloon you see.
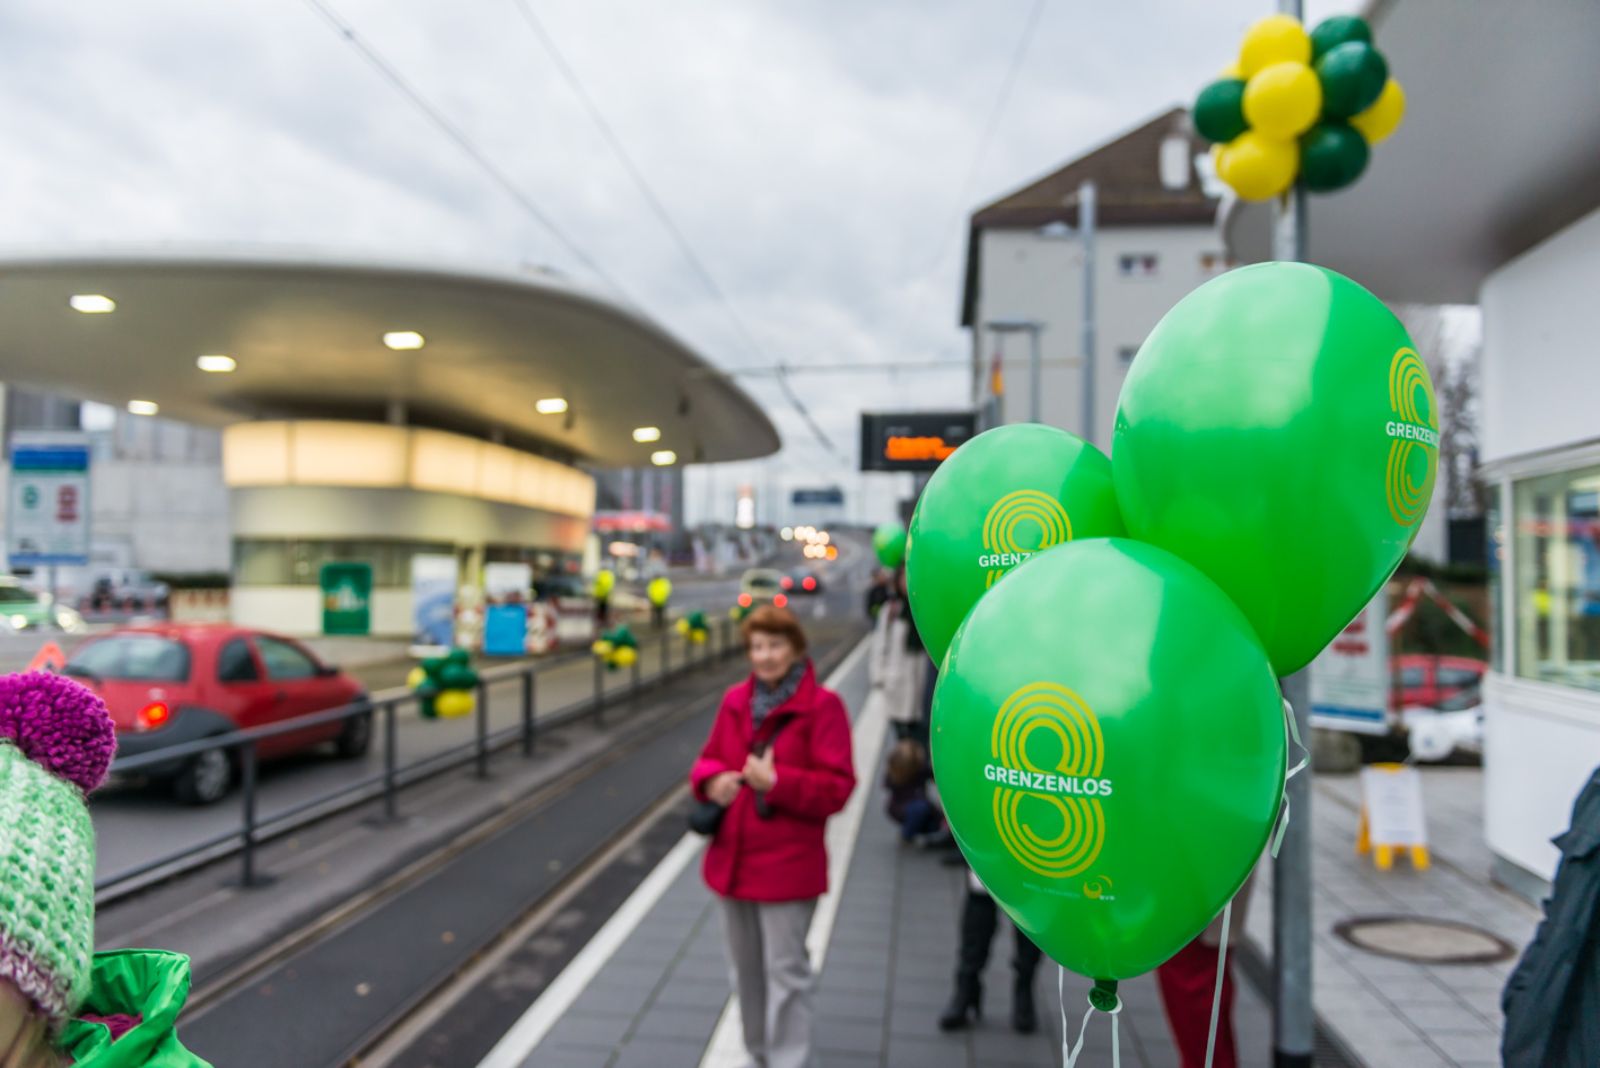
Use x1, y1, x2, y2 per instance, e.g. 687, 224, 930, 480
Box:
406, 666, 427, 690
1243, 62, 1322, 138
592, 639, 614, 657
691, 629, 708, 644
675, 618, 691, 635
1217, 131, 1298, 201
435, 690, 474, 719
612, 645, 638, 668
1238, 14, 1310, 77
1219, 62, 1242, 80
1351, 78, 1406, 145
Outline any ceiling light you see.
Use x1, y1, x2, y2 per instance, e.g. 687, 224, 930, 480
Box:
651, 450, 677, 466
633, 426, 661, 443
536, 397, 568, 415
197, 354, 237, 373
382, 331, 425, 351
127, 400, 159, 416
69, 294, 115, 314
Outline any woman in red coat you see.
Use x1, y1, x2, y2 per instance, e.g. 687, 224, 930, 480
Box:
690, 606, 855, 1068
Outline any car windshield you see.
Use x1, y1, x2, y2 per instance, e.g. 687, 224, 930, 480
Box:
0, 585, 38, 605
65, 635, 191, 682
1434, 688, 1481, 712
746, 573, 780, 590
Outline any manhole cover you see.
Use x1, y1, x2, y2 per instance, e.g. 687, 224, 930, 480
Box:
1334, 915, 1516, 964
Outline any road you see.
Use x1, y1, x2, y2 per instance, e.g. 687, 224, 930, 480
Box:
89, 544, 864, 886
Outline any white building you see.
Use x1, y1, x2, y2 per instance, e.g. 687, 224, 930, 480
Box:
960, 108, 1227, 447
1225, 0, 1600, 899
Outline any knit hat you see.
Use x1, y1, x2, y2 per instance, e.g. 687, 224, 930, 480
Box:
0, 671, 116, 1029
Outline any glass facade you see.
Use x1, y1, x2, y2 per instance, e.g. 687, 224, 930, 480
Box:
1512, 462, 1600, 692
235, 539, 455, 589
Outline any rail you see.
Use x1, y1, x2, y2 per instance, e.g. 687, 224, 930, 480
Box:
95, 614, 740, 901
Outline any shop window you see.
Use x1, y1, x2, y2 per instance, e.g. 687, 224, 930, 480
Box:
234, 539, 453, 588
1118, 253, 1159, 279
1512, 463, 1600, 692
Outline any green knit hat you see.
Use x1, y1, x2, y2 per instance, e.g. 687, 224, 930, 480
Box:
0, 671, 116, 1028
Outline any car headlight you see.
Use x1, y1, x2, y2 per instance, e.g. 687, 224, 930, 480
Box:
10, 614, 29, 630
55, 607, 86, 633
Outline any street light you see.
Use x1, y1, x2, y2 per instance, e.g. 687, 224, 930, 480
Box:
984, 317, 1044, 425
1036, 179, 1097, 445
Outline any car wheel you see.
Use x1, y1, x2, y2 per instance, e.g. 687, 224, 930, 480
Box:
336, 708, 373, 759
173, 747, 234, 805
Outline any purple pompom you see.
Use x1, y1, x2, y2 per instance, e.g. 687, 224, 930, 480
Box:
0, 672, 116, 792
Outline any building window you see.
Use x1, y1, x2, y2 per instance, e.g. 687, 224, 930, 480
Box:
234, 539, 455, 589
1512, 463, 1600, 692
1118, 253, 1159, 278
1117, 345, 1140, 366
1199, 251, 1229, 275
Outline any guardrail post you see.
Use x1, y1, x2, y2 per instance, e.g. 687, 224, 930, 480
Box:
475, 679, 490, 780
631, 651, 641, 703
383, 701, 398, 821
521, 670, 536, 757
240, 741, 262, 887
661, 624, 670, 679
593, 655, 605, 727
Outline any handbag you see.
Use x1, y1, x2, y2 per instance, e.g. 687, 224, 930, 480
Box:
689, 713, 795, 837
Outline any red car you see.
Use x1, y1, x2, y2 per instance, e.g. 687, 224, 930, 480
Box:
1392, 654, 1487, 710
63, 623, 370, 804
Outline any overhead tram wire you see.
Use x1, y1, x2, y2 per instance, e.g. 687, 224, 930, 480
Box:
509, 0, 839, 459
298, 0, 634, 303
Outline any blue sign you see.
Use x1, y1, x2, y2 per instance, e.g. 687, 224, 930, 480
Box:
483, 604, 529, 657
7, 433, 91, 568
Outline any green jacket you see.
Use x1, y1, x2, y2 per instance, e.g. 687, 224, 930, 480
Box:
58, 950, 210, 1068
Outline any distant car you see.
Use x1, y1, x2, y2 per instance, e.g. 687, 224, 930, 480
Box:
1401, 686, 1484, 763
0, 576, 86, 633
66, 624, 370, 804
534, 574, 588, 602
83, 569, 171, 613
1392, 654, 1487, 709
739, 568, 788, 609
781, 569, 823, 596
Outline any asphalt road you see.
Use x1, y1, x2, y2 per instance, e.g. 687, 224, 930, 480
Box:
89, 547, 863, 885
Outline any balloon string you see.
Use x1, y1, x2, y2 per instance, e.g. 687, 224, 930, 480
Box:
1272, 698, 1311, 858
1112, 1009, 1121, 1068
1063, 1001, 1095, 1068
1204, 901, 1233, 1068
1059, 964, 1069, 1066
1062, 977, 1122, 1068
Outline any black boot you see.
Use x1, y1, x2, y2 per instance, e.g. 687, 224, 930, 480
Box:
939, 890, 997, 1031
1012, 928, 1043, 1034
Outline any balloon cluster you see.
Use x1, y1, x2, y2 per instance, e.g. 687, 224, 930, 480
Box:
1195, 14, 1405, 200
909, 263, 1437, 992
675, 611, 710, 644
592, 624, 638, 670
873, 522, 906, 569
407, 648, 479, 719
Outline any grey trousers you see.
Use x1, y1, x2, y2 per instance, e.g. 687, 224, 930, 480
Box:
719, 897, 818, 1068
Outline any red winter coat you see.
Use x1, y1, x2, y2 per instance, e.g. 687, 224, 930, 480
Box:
690, 661, 855, 901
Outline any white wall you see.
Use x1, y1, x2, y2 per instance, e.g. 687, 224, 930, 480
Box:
974, 224, 1226, 448
1480, 203, 1600, 464
229, 587, 416, 638
91, 457, 230, 573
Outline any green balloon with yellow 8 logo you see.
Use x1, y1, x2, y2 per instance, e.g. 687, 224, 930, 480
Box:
931, 538, 1284, 981
907, 424, 1123, 666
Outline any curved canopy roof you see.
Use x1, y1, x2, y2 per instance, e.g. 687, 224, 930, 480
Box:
0, 246, 780, 466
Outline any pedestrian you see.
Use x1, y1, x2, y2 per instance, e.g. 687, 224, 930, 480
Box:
0, 671, 211, 1066
938, 871, 1042, 1033
1154, 873, 1255, 1068
883, 738, 948, 846
690, 605, 856, 1068
865, 569, 892, 622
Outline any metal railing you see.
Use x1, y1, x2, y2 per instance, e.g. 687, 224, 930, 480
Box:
95, 615, 740, 901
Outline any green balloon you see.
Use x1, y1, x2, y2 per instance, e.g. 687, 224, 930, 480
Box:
873, 523, 907, 568
907, 424, 1123, 665
1193, 79, 1248, 144
1301, 121, 1369, 192
932, 538, 1284, 981
1316, 41, 1388, 118
1309, 14, 1372, 61
1113, 263, 1437, 676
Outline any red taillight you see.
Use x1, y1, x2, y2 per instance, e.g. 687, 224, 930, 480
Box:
781, 577, 794, 590
803, 577, 816, 591
138, 702, 171, 731
774, 594, 788, 608
738, 593, 752, 607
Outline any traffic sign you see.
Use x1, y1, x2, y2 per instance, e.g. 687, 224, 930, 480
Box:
7, 432, 91, 568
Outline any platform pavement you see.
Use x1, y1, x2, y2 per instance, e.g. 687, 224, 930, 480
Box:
476, 625, 1276, 1068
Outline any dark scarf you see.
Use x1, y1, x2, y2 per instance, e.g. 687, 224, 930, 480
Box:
752, 661, 806, 730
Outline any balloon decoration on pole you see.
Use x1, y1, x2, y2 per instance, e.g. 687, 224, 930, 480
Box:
906, 424, 1124, 665
1194, 12, 1405, 200
931, 539, 1285, 981
408, 648, 479, 719
873, 523, 907, 569
592, 624, 638, 670
676, 611, 710, 644
1112, 262, 1436, 676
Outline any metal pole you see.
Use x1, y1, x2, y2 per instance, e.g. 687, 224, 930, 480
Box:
240, 743, 260, 887
593, 654, 605, 726
662, 624, 671, 678
383, 702, 397, 821
631, 650, 642, 701
474, 679, 489, 779
1027, 326, 1042, 424
1078, 179, 1097, 445
1271, 55, 1314, 1062
521, 670, 535, 757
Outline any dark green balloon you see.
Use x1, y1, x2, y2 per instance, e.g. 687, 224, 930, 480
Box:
1300, 122, 1370, 192
1310, 14, 1372, 61
1317, 41, 1388, 118
1193, 79, 1248, 144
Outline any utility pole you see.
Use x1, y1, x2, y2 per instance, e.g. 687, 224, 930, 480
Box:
1272, 7, 1314, 1066
1078, 180, 1097, 445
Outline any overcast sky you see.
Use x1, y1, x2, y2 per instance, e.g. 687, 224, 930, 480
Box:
0, 0, 1361, 525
